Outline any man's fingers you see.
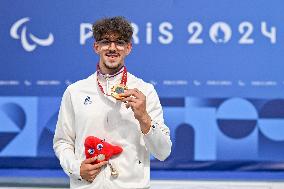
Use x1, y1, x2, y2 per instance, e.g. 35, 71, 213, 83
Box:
89, 169, 100, 176
91, 161, 108, 169
121, 96, 139, 103
83, 161, 107, 182
125, 101, 136, 109
83, 157, 97, 164
120, 88, 141, 98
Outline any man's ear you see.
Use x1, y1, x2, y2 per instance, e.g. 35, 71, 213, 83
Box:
93, 42, 100, 54
125, 43, 132, 56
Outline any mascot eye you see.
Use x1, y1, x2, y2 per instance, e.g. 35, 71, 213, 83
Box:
97, 143, 103, 151
88, 148, 94, 155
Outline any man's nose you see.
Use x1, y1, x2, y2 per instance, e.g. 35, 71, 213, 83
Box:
109, 42, 116, 50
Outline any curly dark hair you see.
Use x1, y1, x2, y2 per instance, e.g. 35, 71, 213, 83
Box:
92, 16, 133, 42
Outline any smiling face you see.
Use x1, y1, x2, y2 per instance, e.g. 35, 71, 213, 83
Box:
94, 32, 132, 74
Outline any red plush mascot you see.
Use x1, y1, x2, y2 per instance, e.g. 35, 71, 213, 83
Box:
84, 136, 123, 163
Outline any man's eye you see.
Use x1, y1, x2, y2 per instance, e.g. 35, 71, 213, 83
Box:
101, 40, 110, 45
116, 40, 126, 45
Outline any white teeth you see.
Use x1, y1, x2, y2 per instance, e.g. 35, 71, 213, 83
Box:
106, 54, 118, 57
97, 154, 105, 161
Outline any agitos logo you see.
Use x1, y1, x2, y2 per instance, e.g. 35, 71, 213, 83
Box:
10, 17, 54, 52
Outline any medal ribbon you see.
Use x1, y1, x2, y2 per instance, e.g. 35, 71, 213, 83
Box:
96, 64, 127, 96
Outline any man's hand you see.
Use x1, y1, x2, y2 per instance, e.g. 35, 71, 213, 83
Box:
120, 88, 151, 134
80, 157, 108, 183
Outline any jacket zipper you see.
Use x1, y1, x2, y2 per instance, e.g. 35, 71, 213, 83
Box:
106, 74, 110, 95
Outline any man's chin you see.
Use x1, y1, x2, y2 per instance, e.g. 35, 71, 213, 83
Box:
104, 61, 121, 70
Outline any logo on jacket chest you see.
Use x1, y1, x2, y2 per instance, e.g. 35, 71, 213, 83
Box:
84, 96, 92, 105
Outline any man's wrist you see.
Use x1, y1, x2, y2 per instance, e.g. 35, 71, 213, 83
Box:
139, 114, 151, 134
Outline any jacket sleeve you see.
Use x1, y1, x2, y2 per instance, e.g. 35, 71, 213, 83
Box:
142, 84, 172, 161
53, 87, 82, 180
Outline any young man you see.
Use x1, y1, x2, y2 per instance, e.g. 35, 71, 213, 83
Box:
53, 16, 172, 189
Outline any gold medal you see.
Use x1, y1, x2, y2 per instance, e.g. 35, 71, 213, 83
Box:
97, 65, 128, 99
111, 84, 128, 100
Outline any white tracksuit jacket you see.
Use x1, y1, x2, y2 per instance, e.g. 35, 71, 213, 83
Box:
53, 71, 172, 189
